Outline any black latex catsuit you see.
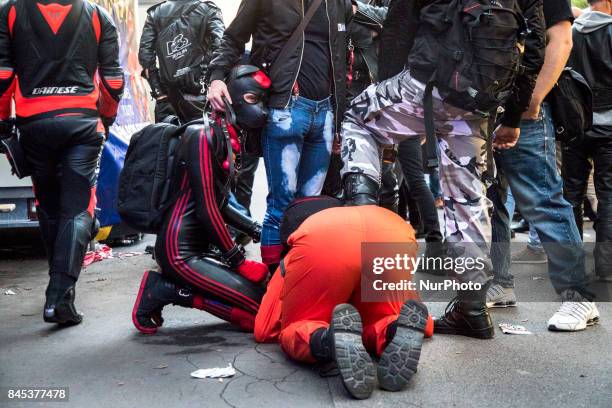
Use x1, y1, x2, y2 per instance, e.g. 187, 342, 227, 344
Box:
153, 122, 265, 328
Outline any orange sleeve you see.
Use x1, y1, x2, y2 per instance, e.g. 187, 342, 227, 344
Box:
254, 268, 285, 343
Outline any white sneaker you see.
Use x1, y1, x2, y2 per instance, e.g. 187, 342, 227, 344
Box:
547, 302, 600, 331
486, 283, 517, 308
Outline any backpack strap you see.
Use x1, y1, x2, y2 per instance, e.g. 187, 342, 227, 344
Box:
269, 0, 324, 80
483, 115, 497, 187
423, 76, 439, 169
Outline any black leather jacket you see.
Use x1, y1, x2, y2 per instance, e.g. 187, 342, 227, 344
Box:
379, 0, 546, 128
209, 0, 353, 129
139, 0, 224, 97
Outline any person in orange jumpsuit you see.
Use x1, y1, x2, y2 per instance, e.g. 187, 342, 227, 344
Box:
255, 196, 434, 399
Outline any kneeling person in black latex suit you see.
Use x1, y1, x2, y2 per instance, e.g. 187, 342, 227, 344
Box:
132, 66, 271, 334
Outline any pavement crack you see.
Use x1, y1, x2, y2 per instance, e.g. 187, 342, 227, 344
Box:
218, 348, 250, 408
219, 378, 239, 408
254, 343, 282, 363
185, 355, 199, 370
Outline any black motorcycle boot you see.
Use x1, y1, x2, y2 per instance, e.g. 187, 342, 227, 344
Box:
38, 209, 59, 268
328, 304, 375, 400
434, 286, 494, 339
132, 271, 193, 334
378, 300, 428, 391
43, 285, 83, 326
44, 212, 94, 326
343, 173, 379, 206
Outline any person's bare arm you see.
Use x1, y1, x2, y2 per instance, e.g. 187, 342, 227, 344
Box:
522, 20, 573, 119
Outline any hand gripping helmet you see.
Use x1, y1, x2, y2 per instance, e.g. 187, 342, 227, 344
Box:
226, 65, 271, 130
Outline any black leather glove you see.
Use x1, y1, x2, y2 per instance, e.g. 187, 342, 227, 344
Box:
144, 69, 167, 100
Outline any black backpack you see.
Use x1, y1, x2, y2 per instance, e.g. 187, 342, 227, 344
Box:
117, 123, 182, 233
548, 67, 593, 145
156, 0, 208, 94
409, 0, 528, 167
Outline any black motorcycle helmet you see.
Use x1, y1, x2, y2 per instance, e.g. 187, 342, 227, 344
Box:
226, 65, 271, 130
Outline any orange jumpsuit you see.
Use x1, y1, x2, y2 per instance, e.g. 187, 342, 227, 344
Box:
255, 205, 433, 363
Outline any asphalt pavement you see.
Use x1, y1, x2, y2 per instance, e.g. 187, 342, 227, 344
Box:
1, 164, 611, 408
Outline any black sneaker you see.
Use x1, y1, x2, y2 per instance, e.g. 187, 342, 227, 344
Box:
331, 304, 375, 399
377, 300, 428, 392
132, 271, 191, 334
43, 286, 83, 326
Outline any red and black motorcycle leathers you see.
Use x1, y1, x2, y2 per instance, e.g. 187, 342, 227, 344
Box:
0, 0, 124, 318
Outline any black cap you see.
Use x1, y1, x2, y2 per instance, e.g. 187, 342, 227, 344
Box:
280, 195, 343, 250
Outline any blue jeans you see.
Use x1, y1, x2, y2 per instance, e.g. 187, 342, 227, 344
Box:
261, 96, 334, 246
504, 188, 544, 251
490, 104, 591, 299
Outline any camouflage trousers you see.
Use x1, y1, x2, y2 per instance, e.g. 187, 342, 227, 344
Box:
341, 70, 493, 285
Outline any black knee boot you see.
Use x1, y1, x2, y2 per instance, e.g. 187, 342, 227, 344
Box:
343, 173, 379, 206
38, 209, 59, 269
434, 284, 494, 339
44, 211, 95, 325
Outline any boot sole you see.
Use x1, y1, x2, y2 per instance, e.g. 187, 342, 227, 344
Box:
377, 300, 427, 392
43, 288, 83, 326
331, 304, 375, 400
132, 271, 158, 335
486, 301, 517, 308
43, 306, 83, 326
434, 325, 494, 339
548, 316, 600, 332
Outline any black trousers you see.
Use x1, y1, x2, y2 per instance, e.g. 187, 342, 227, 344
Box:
19, 116, 103, 285
397, 137, 443, 243
562, 131, 612, 278
167, 88, 205, 123
154, 98, 177, 123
